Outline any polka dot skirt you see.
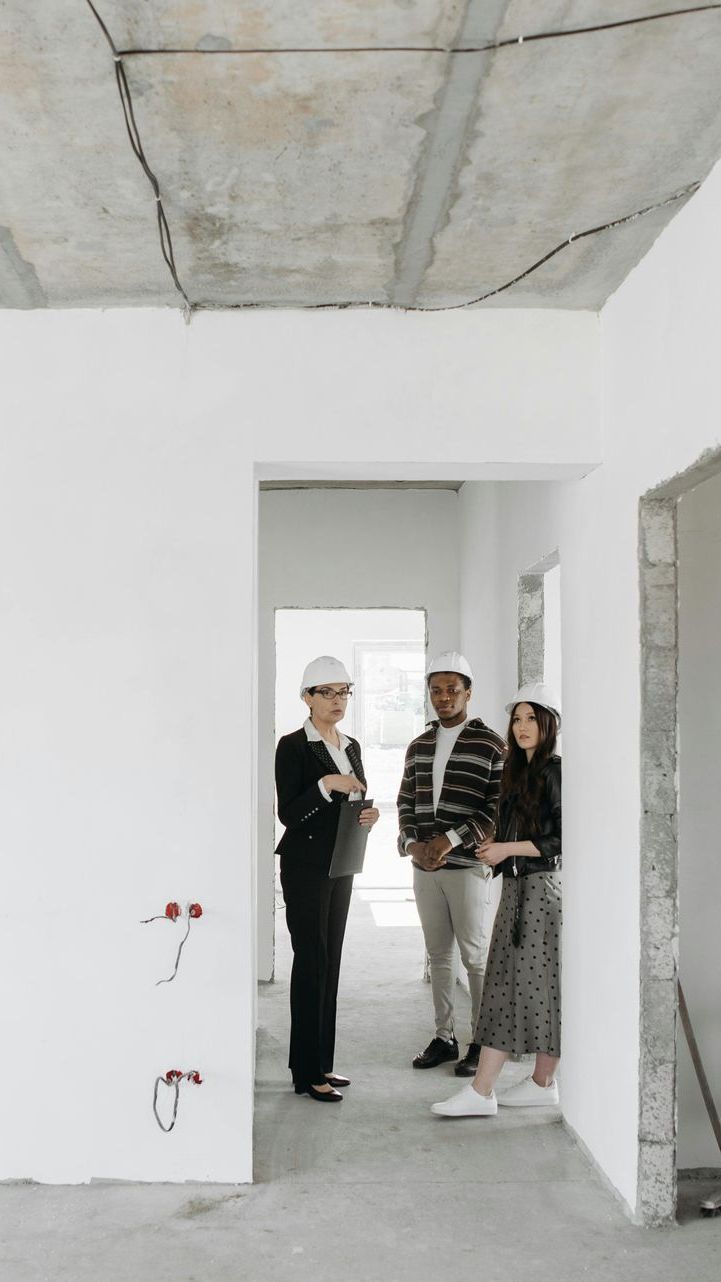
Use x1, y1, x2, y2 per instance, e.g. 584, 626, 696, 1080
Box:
475, 871, 562, 1058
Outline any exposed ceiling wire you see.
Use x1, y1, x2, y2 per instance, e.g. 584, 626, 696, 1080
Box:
419, 183, 702, 311
83, 1, 717, 315
193, 183, 702, 313
116, 4, 721, 56
84, 0, 191, 313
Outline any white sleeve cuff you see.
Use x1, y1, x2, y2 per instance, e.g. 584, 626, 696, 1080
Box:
318, 779, 333, 803
404, 836, 416, 854
446, 829, 463, 848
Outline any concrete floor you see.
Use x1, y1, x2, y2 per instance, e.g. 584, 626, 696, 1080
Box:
2, 889, 720, 1280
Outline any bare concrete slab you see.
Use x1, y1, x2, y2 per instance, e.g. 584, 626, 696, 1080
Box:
2, 1, 721, 308
101, 0, 471, 52
2, 891, 719, 1280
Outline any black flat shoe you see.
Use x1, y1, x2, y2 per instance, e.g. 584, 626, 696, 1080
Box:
294, 1083, 343, 1102
325, 1073, 351, 1088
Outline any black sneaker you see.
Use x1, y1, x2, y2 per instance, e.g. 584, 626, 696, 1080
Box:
412, 1036, 459, 1069
454, 1042, 481, 1076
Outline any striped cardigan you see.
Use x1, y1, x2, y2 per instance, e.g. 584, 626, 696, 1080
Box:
397, 718, 505, 867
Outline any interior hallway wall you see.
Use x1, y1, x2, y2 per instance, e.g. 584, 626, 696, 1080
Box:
459, 481, 563, 736
257, 487, 461, 980
0, 307, 599, 1184
456, 157, 721, 1217
2, 138, 721, 1200
0, 419, 255, 1184
598, 155, 721, 1219
677, 471, 721, 1169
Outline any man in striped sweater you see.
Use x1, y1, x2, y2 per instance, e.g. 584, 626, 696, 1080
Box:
398, 651, 505, 1075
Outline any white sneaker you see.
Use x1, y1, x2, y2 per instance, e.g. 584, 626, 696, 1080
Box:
431, 1084, 498, 1117
497, 1075, 559, 1107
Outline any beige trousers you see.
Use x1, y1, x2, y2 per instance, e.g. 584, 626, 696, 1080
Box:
413, 864, 498, 1043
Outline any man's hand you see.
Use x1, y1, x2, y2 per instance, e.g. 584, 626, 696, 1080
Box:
426, 834, 453, 865
408, 838, 448, 870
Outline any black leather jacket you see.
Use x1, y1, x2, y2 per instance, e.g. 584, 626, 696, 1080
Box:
493, 756, 562, 878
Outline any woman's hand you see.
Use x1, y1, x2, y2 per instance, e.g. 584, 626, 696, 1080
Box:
476, 840, 511, 867
358, 806, 380, 827
322, 774, 366, 795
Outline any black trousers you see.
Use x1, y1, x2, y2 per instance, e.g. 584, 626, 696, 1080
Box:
280, 860, 354, 1087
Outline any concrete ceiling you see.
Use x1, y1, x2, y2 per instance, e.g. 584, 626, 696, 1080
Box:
2, 1, 721, 312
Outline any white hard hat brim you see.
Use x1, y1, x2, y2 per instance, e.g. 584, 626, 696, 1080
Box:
426, 651, 474, 682
299, 655, 353, 698
506, 683, 561, 728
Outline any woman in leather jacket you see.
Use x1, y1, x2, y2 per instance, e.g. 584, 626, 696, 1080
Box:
431, 683, 562, 1117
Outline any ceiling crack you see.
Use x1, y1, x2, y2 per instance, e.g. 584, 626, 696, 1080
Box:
388, 0, 508, 309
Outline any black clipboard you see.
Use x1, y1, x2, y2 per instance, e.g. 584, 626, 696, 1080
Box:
328, 799, 374, 879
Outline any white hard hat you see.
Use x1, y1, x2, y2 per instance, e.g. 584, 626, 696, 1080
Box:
426, 651, 474, 682
299, 655, 353, 697
506, 682, 561, 728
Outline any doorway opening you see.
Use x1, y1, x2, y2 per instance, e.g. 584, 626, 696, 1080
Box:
517, 550, 562, 695
274, 607, 427, 894
638, 447, 721, 1225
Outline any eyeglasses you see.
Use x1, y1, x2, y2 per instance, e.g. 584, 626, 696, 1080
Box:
312, 686, 353, 700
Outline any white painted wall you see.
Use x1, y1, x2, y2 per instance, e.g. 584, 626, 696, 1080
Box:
456, 158, 721, 1215
9, 164, 721, 1197
458, 482, 502, 729
0, 307, 598, 1184
460, 481, 564, 734
258, 488, 460, 979
544, 563, 562, 701
0, 417, 256, 1184
596, 160, 721, 1207
677, 472, 721, 1169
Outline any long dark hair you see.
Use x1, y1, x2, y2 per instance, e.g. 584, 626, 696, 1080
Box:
499, 702, 558, 833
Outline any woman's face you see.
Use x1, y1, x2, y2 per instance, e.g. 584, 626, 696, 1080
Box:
303, 683, 351, 727
511, 703, 540, 755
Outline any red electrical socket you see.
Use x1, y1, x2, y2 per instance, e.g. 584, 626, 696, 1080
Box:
165, 902, 181, 921
188, 903, 203, 919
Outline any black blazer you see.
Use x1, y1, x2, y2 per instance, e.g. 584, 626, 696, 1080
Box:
275, 727, 367, 873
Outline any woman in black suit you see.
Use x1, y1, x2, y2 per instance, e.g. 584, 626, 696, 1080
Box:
275, 655, 379, 1102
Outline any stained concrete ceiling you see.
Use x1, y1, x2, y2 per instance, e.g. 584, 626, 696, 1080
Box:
2, 2, 721, 312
